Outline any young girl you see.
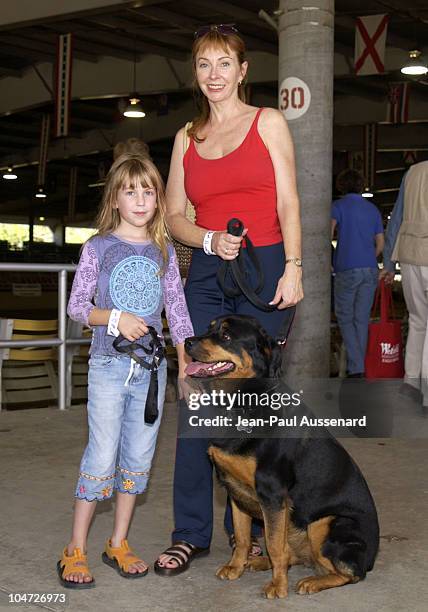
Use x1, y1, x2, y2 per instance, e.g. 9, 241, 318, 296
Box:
57, 152, 193, 588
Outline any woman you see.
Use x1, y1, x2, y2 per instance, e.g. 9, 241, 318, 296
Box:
155, 24, 303, 576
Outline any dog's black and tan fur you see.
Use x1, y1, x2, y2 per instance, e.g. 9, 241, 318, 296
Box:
184, 315, 379, 600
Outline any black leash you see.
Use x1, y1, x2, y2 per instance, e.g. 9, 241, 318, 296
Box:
113, 326, 165, 424
216, 218, 296, 346
217, 218, 268, 306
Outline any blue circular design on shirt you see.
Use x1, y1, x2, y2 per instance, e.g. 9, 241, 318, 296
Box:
109, 256, 161, 316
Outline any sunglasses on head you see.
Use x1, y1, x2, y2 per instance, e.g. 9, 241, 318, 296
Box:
194, 24, 239, 39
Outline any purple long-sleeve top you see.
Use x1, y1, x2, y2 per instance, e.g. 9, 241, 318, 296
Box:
67, 234, 193, 355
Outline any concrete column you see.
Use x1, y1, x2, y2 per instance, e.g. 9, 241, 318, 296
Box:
278, 0, 334, 378
53, 223, 65, 246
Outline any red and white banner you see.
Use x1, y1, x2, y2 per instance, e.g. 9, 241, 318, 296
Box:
354, 14, 389, 76
387, 82, 410, 124
54, 33, 73, 138
37, 114, 50, 187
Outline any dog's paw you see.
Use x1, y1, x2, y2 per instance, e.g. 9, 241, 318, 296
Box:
263, 580, 288, 599
246, 556, 271, 572
296, 576, 323, 594
216, 564, 245, 581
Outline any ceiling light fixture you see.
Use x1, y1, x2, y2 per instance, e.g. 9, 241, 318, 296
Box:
35, 186, 47, 198
123, 96, 145, 118
401, 50, 428, 76
362, 187, 374, 198
3, 166, 17, 180
123, 37, 145, 118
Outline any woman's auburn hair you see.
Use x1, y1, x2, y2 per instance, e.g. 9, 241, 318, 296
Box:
188, 29, 247, 143
94, 153, 170, 273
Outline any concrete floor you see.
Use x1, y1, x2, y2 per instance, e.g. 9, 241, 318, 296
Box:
1, 396, 427, 612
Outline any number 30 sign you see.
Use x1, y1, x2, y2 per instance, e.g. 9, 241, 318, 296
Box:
279, 77, 311, 120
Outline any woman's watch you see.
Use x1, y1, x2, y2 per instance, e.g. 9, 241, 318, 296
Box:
285, 257, 302, 267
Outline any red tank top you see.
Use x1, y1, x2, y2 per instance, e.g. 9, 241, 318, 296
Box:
183, 108, 282, 247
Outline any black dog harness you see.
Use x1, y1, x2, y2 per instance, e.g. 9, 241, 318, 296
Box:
216, 218, 296, 345
113, 326, 165, 424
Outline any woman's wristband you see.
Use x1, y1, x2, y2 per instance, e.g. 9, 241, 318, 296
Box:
203, 230, 216, 255
107, 308, 122, 337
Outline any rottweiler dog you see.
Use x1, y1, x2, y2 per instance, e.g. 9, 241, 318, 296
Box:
184, 314, 379, 600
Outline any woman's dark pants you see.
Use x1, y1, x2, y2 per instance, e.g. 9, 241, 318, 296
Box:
172, 243, 289, 548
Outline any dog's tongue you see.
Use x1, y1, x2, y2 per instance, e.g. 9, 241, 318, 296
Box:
185, 361, 208, 376
185, 361, 233, 377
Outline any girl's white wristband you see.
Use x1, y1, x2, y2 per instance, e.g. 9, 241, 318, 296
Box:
107, 308, 122, 337
203, 230, 216, 255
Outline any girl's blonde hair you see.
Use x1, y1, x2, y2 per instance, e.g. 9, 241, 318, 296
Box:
95, 153, 170, 272
189, 29, 247, 143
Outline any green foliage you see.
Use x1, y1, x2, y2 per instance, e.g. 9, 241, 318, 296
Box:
0, 223, 95, 247
0, 223, 29, 248
65, 227, 96, 244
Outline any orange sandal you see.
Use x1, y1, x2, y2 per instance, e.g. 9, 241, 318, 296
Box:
102, 539, 148, 579
57, 547, 95, 589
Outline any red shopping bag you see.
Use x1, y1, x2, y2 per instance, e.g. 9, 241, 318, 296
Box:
365, 279, 404, 378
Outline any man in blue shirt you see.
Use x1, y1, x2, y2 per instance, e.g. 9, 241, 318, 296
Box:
332, 169, 384, 377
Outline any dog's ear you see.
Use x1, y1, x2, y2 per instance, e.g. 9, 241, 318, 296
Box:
268, 340, 283, 378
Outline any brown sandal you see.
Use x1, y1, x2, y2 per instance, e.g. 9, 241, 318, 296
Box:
57, 547, 95, 589
154, 540, 210, 577
102, 539, 148, 579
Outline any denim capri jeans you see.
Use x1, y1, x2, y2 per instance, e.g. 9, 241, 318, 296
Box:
75, 353, 167, 502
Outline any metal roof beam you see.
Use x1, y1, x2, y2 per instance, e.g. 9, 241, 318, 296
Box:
188, 0, 269, 27
133, 6, 200, 31
135, 5, 277, 53
87, 14, 192, 50
0, 1, 172, 30
75, 22, 188, 61
0, 42, 54, 62
0, 65, 23, 77
16, 30, 98, 62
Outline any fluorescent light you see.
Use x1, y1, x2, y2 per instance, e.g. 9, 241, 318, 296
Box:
3, 166, 17, 179
401, 50, 428, 76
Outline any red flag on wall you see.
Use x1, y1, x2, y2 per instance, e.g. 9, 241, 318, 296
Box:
387, 83, 410, 124
355, 14, 389, 75
54, 33, 73, 138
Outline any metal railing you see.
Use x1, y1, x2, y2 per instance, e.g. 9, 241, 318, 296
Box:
0, 262, 91, 410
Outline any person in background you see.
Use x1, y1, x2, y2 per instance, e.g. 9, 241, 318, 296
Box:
380, 160, 428, 416
332, 169, 384, 377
